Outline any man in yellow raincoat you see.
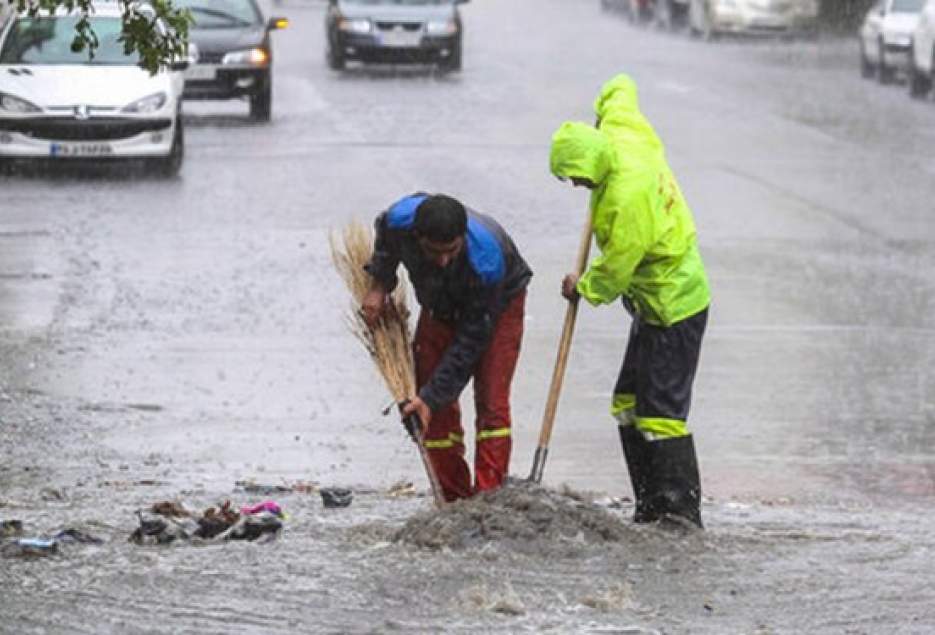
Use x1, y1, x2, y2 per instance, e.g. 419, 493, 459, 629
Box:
550, 74, 710, 528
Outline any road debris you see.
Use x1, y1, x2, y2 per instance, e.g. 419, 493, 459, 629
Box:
129, 499, 284, 544
1, 519, 24, 538
235, 479, 319, 495
320, 487, 353, 508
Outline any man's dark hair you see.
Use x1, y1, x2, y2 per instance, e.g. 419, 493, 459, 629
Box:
414, 194, 467, 242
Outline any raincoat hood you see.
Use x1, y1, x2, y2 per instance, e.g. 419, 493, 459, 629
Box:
549, 121, 614, 185
593, 74, 663, 158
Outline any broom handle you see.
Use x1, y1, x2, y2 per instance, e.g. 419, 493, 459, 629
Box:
528, 212, 593, 483
416, 436, 446, 508
402, 409, 446, 507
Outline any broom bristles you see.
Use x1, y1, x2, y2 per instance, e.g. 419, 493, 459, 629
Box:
330, 221, 416, 401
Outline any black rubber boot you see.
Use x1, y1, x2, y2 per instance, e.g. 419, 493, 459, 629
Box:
618, 425, 658, 523
645, 434, 703, 529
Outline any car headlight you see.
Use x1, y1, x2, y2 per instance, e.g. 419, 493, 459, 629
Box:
122, 92, 168, 114
426, 20, 457, 35
0, 92, 41, 113
339, 18, 372, 34
222, 48, 270, 66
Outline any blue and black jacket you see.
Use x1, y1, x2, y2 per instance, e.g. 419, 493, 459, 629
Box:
365, 194, 533, 412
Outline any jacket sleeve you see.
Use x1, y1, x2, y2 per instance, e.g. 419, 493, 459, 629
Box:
363, 212, 400, 292
418, 285, 501, 412
577, 199, 651, 306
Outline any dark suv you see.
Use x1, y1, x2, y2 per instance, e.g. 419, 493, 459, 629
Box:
326, 0, 467, 72
176, 0, 287, 121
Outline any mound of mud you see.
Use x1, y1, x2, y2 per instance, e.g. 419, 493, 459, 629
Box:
394, 481, 632, 551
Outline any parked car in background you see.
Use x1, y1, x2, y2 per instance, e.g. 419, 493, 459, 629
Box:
652, 0, 690, 30
175, 0, 288, 122
859, 0, 926, 84
611, 0, 689, 30
626, 0, 654, 23
908, 0, 935, 97
687, 0, 819, 40
600, 0, 630, 13
325, 0, 467, 72
0, 5, 187, 175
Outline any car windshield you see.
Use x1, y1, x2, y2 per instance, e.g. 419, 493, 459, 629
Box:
173, 0, 261, 29
341, 0, 453, 5
0, 16, 140, 65
891, 0, 924, 12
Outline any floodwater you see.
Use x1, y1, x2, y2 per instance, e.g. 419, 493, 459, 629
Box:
2, 0, 934, 632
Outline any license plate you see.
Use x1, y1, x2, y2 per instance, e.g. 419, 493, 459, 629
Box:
185, 64, 217, 81
49, 142, 114, 158
380, 30, 421, 48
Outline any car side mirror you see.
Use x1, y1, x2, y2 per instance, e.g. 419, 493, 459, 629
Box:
169, 60, 190, 71
267, 16, 289, 30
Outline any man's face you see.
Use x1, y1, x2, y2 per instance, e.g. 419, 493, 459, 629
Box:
418, 235, 465, 269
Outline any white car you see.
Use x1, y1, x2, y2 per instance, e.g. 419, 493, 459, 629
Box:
687, 0, 820, 39
908, 0, 935, 97
0, 5, 186, 175
859, 0, 926, 84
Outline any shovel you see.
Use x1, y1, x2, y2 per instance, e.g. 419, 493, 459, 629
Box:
528, 211, 593, 483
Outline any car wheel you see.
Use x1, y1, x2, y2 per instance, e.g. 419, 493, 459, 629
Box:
700, 5, 717, 41
908, 48, 933, 98
627, 0, 647, 25
688, 0, 701, 37
152, 116, 184, 178
877, 41, 894, 84
250, 78, 272, 122
327, 40, 346, 71
859, 42, 875, 79
438, 40, 462, 73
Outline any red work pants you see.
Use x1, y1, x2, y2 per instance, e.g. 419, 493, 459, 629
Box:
414, 292, 525, 502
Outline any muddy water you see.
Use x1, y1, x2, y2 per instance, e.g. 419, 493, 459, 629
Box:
2, 392, 934, 635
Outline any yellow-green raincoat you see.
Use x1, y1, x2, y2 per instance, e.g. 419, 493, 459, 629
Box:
550, 75, 710, 327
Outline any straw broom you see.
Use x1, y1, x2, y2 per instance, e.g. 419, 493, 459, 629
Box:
330, 221, 445, 507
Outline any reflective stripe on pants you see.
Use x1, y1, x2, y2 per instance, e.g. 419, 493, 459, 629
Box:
612, 308, 707, 440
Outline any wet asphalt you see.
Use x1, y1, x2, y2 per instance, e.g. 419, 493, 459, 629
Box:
1, 0, 934, 632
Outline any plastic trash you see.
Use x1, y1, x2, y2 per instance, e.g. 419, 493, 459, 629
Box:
1, 520, 24, 538
2, 537, 58, 557
130, 510, 194, 545
194, 502, 239, 539
53, 528, 103, 545
223, 511, 283, 541
240, 501, 283, 517
320, 487, 353, 509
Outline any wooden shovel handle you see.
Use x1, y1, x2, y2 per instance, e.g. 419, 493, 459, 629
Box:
529, 212, 593, 481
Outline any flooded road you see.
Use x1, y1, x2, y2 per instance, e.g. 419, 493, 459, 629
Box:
2, 0, 935, 632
